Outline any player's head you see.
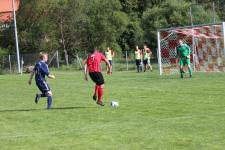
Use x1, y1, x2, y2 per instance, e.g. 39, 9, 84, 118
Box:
39, 52, 48, 62
144, 44, 147, 49
135, 45, 139, 50
89, 47, 97, 54
107, 47, 110, 51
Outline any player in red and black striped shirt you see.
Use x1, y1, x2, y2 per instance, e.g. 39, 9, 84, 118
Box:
84, 49, 111, 106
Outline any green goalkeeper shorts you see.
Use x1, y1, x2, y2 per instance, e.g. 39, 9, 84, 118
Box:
179, 58, 190, 67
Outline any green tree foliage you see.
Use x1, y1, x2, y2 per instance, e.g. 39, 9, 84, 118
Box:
142, 0, 190, 48
0, 0, 223, 61
194, 0, 224, 22
85, 0, 128, 52
118, 20, 144, 51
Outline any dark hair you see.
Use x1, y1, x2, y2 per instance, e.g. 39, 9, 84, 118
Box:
90, 48, 95, 53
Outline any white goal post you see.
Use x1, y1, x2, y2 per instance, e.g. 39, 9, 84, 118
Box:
157, 22, 225, 75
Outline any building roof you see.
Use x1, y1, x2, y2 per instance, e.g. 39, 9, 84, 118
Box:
0, 0, 20, 22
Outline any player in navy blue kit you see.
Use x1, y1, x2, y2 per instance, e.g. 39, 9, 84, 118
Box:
28, 52, 55, 109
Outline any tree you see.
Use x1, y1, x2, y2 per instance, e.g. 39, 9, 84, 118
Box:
0, 0, 223, 62
85, 0, 128, 52
118, 20, 144, 51
142, 0, 216, 48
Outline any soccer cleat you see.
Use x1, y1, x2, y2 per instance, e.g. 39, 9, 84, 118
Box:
35, 94, 40, 104
93, 95, 97, 101
96, 101, 105, 106
180, 75, 183, 78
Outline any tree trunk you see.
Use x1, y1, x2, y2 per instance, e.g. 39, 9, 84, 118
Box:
60, 15, 69, 67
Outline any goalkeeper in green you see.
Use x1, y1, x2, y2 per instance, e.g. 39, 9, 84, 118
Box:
176, 40, 192, 78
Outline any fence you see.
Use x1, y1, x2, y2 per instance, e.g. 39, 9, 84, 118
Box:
0, 51, 60, 74
0, 50, 156, 74
72, 50, 148, 71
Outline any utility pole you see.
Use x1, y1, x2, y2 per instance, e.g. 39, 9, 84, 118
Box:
12, 0, 21, 74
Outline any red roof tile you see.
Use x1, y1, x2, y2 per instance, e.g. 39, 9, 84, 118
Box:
0, 0, 20, 22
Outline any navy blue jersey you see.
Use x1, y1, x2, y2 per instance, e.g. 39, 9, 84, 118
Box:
34, 61, 49, 82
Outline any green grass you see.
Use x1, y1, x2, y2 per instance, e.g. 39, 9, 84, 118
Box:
1, 70, 225, 150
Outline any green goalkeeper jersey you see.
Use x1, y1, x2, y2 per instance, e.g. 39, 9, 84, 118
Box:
176, 44, 190, 58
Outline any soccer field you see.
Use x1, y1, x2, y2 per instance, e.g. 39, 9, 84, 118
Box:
0, 70, 225, 150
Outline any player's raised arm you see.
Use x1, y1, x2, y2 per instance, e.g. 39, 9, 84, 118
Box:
28, 70, 35, 85
111, 50, 115, 58
187, 44, 191, 58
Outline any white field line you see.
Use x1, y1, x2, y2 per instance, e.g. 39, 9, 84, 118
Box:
1, 111, 225, 139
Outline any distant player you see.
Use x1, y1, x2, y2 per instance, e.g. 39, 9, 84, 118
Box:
28, 52, 55, 109
84, 49, 111, 106
143, 44, 153, 72
105, 47, 114, 74
134, 45, 143, 72
176, 40, 192, 78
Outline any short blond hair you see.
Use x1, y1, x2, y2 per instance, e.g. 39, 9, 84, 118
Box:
39, 52, 48, 60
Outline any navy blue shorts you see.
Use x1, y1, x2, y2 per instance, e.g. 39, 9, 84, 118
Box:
143, 59, 148, 65
36, 80, 51, 94
108, 60, 112, 65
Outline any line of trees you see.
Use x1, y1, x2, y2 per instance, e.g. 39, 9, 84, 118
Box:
0, 0, 224, 60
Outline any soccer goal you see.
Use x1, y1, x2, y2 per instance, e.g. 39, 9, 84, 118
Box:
157, 22, 225, 75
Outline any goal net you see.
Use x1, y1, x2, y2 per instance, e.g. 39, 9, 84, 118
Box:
157, 22, 225, 75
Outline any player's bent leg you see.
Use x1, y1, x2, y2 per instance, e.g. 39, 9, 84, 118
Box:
93, 84, 99, 101
35, 93, 47, 104
35, 84, 48, 104
35, 94, 41, 104
35, 91, 47, 104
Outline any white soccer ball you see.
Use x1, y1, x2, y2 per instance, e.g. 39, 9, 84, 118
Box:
111, 101, 119, 108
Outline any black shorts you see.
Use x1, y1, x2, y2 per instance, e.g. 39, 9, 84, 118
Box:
89, 72, 105, 85
36, 80, 51, 94
143, 59, 148, 65
136, 59, 141, 66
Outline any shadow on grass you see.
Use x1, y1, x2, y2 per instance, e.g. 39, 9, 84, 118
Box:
146, 76, 180, 80
0, 106, 96, 113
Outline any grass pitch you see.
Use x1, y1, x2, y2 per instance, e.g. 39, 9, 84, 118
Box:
0, 70, 225, 150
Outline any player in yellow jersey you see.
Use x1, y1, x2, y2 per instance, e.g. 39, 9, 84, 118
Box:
143, 44, 153, 72
134, 45, 143, 72
105, 47, 114, 74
